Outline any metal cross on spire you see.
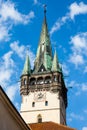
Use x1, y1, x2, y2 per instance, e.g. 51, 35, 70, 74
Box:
43, 4, 47, 15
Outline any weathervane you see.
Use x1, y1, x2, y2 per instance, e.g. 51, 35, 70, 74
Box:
43, 4, 47, 14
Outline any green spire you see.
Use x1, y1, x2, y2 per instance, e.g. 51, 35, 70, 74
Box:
34, 7, 52, 72
22, 54, 31, 75
51, 50, 61, 72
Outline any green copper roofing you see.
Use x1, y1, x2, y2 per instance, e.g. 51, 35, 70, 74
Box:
51, 50, 61, 72
22, 54, 31, 75
34, 9, 52, 72
44, 52, 52, 70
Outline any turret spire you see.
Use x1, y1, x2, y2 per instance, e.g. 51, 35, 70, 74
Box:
51, 50, 61, 72
22, 48, 31, 75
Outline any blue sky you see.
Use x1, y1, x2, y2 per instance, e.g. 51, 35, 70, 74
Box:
0, 0, 87, 130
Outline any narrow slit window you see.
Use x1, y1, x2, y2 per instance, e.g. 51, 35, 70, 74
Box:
45, 101, 48, 106
32, 102, 35, 107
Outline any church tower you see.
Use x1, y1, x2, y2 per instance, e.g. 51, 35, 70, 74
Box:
20, 7, 67, 125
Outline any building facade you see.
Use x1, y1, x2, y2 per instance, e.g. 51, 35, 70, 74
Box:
0, 86, 30, 130
20, 8, 67, 125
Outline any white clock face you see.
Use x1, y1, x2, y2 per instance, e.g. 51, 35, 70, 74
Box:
34, 91, 46, 102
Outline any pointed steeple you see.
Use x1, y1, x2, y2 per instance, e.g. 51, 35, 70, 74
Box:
34, 5, 52, 72
52, 50, 61, 72
22, 54, 31, 75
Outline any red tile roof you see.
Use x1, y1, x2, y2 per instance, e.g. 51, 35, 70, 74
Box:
29, 122, 75, 130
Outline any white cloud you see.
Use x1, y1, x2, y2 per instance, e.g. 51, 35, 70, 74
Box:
50, 16, 68, 35
10, 41, 35, 68
33, 0, 42, 6
75, 91, 81, 96
33, 0, 38, 5
0, 1, 35, 42
82, 127, 87, 130
84, 110, 87, 114
69, 32, 87, 67
68, 81, 75, 87
70, 32, 87, 53
84, 66, 87, 73
0, 51, 15, 87
68, 80, 79, 88
6, 84, 18, 101
66, 81, 87, 96
70, 34, 86, 49
66, 80, 80, 91
0, 46, 22, 102
0, 68, 13, 87
50, 19, 61, 35
62, 63, 70, 76
0, 25, 11, 41
69, 53, 84, 67
82, 83, 87, 91
69, 2, 87, 20
0, 42, 35, 102
0, 1, 35, 24
70, 112, 84, 120
2, 51, 14, 68
10, 41, 25, 59
50, 2, 87, 35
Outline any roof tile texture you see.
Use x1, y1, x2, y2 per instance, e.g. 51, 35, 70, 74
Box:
29, 122, 75, 130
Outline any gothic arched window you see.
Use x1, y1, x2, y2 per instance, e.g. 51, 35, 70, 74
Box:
45, 76, 51, 84
37, 114, 42, 123
30, 78, 36, 85
37, 77, 43, 85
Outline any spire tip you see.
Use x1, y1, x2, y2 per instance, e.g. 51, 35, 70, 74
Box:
43, 4, 47, 14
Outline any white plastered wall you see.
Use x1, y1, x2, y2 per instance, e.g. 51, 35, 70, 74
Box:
20, 91, 66, 124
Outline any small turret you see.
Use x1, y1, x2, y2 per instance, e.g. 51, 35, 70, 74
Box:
20, 54, 31, 95
51, 50, 61, 72
22, 54, 31, 75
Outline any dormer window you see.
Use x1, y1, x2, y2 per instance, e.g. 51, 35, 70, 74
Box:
38, 64, 46, 72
